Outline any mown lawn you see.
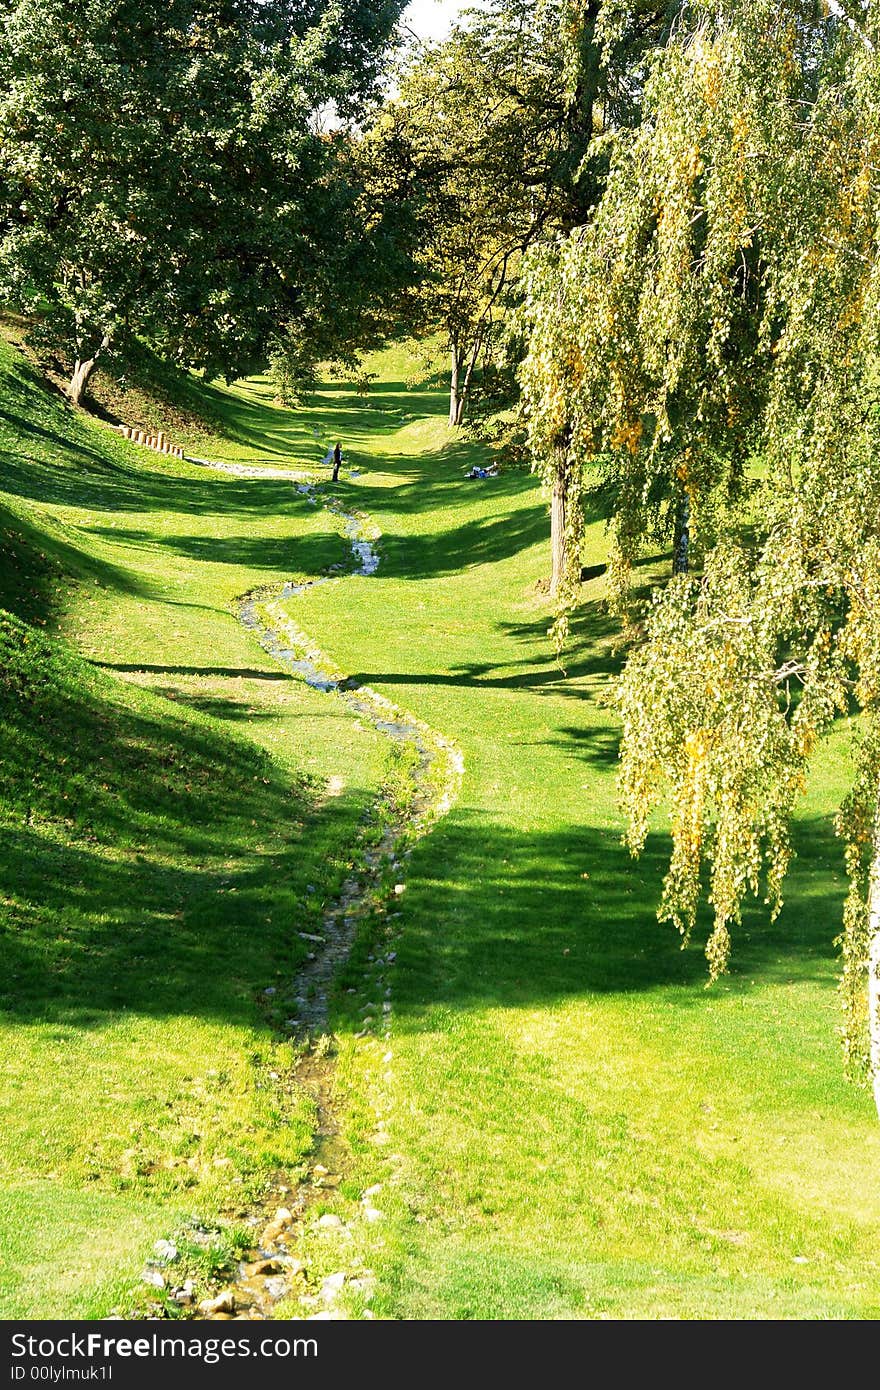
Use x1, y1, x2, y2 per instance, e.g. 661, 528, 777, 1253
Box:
0, 337, 386, 1317
273, 347, 880, 1319
2, 331, 878, 1319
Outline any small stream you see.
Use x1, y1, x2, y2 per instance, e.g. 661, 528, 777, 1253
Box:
148, 458, 463, 1320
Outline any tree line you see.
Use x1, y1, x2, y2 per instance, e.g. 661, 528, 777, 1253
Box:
2, 0, 879, 1118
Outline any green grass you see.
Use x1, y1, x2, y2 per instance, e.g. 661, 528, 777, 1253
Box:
0, 336, 387, 1316
1, 331, 878, 1319
269, 345, 880, 1320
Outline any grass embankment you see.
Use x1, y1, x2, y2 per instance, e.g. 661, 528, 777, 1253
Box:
0, 338, 387, 1317
269, 347, 880, 1320
3, 333, 879, 1320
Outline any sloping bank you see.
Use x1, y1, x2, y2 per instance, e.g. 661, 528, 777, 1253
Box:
139, 462, 462, 1320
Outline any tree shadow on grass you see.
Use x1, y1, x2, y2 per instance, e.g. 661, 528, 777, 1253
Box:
333, 450, 538, 520
0, 648, 367, 1029
390, 809, 847, 1022
0, 440, 317, 519
0, 617, 849, 1036
0, 502, 150, 627
204, 377, 442, 455
1, 785, 846, 1035
0, 358, 318, 519
346, 661, 605, 699
531, 724, 622, 767
84, 526, 345, 575
0, 804, 360, 1030
93, 662, 291, 680
377, 504, 547, 579
346, 595, 620, 697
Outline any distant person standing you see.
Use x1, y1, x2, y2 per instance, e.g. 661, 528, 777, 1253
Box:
332, 440, 343, 482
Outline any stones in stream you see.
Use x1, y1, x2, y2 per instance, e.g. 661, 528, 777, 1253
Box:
144, 461, 463, 1323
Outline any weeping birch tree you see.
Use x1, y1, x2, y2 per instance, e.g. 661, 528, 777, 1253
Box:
520, 0, 880, 1117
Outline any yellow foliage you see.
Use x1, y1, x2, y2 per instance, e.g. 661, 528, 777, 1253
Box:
674, 729, 711, 868
702, 62, 722, 111
731, 112, 749, 147
684, 728, 709, 767
611, 418, 643, 454
837, 287, 866, 333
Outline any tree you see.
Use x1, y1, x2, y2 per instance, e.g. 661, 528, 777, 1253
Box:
0, 0, 406, 403
367, 2, 674, 434
367, 13, 552, 428
522, 0, 880, 1116
394, 0, 677, 592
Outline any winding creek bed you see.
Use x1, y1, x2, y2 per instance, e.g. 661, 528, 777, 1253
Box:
144, 459, 463, 1320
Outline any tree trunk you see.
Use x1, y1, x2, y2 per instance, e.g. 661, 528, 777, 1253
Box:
68, 331, 111, 406
449, 346, 464, 427
453, 334, 483, 427
69, 355, 97, 406
869, 812, 880, 1122
549, 463, 568, 597
562, 1, 602, 229
673, 489, 690, 575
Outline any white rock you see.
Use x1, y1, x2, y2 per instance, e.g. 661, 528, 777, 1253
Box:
154, 1239, 178, 1262
317, 1213, 343, 1229
198, 1289, 235, 1316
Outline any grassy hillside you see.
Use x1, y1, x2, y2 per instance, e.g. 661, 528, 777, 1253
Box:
0, 336, 386, 1317
2, 331, 879, 1320
274, 349, 880, 1320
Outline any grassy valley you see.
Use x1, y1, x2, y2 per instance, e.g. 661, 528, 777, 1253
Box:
1, 336, 878, 1319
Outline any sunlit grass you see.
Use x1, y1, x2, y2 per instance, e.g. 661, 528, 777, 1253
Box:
2, 331, 878, 1319
273, 347, 880, 1320
0, 337, 386, 1316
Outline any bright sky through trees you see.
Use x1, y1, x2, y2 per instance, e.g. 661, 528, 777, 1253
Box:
401, 0, 474, 41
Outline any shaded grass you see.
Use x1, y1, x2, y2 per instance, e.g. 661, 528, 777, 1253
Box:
3, 331, 878, 1320
270, 346, 880, 1320
0, 336, 387, 1316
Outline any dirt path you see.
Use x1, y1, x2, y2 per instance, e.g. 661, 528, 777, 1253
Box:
148, 463, 462, 1321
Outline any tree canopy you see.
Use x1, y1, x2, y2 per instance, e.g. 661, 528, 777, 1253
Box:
518, 0, 880, 1114
368, 0, 679, 428
0, 0, 406, 401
